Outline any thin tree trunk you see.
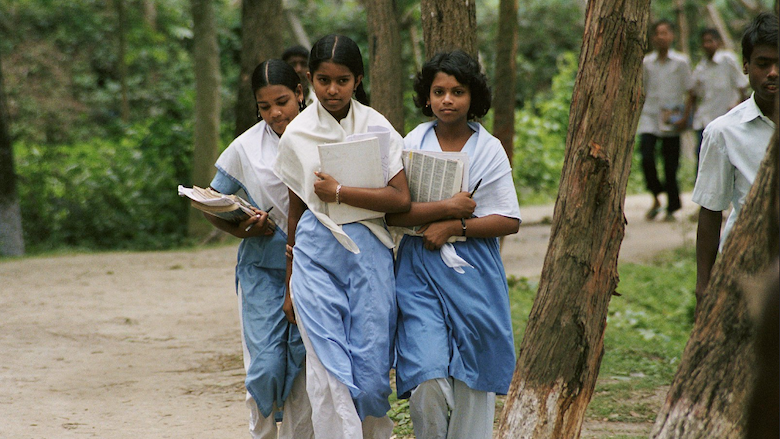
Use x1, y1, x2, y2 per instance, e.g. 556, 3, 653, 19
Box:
492, 0, 518, 162
190, 0, 221, 237
0, 51, 25, 256
116, 0, 130, 122
496, 0, 650, 436
234, 0, 283, 138
651, 131, 779, 439
366, 0, 404, 132
706, 3, 736, 53
420, 0, 477, 59
674, 0, 690, 56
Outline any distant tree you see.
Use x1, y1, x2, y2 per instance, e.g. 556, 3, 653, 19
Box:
366, 0, 404, 132
492, 0, 518, 161
0, 51, 25, 257
116, 0, 130, 122
496, 0, 650, 436
234, 0, 283, 137
420, 0, 477, 58
651, 131, 778, 438
190, 0, 221, 237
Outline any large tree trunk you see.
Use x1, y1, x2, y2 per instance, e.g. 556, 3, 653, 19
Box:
496, 0, 650, 437
234, 0, 283, 138
674, 0, 690, 56
190, 0, 221, 237
492, 0, 518, 162
420, 0, 477, 59
366, 0, 404, 133
0, 51, 25, 257
651, 131, 779, 438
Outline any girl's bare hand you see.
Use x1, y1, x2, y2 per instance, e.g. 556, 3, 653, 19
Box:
239, 210, 273, 237
447, 192, 476, 218
419, 221, 457, 251
283, 292, 297, 324
313, 171, 340, 203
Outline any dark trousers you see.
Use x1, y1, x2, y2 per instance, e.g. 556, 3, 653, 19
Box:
639, 133, 681, 213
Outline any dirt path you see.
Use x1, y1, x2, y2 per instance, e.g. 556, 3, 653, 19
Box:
0, 193, 698, 438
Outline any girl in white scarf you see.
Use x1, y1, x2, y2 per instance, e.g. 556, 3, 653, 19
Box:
274, 35, 410, 439
204, 59, 313, 439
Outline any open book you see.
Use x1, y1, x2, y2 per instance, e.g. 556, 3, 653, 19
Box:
403, 149, 469, 202
178, 185, 276, 230
318, 136, 385, 225
401, 149, 470, 241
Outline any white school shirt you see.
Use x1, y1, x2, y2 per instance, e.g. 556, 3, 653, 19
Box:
637, 50, 694, 137
692, 93, 775, 248
691, 50, 749, 130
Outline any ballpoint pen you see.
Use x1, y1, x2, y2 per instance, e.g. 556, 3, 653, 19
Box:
469, 179, 483, 198
245, 206, 274, 232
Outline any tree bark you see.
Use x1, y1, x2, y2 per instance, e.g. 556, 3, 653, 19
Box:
492, 0, 518, 162
366, 0, 404, 133
496, 0, 650, 437
116, 0, 130, 122
190, 0, 221, 237
651, 131, 779, 438
674, 0, 690, 56
0, 51, 25, 257
420, 0, 477, 59
234, 0, 283, 138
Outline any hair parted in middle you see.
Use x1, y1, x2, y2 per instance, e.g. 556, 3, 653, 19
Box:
413, 50, 492, 120
308, 34, 369, 105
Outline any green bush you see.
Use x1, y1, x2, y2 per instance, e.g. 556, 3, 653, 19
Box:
15, 118, 193, 252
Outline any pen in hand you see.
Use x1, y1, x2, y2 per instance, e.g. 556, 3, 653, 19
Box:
245, 206, 274, 232
469, 179, 483, 198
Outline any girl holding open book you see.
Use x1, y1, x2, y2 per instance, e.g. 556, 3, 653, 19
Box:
203, 59, 313, 438
385, 50, 521, 439
273, 34, 410, 438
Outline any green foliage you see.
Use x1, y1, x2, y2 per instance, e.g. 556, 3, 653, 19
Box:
512, 52, 577, 204
14, 119, 193, 252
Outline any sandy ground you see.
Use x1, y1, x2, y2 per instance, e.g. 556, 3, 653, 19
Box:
0, 193, 698, 439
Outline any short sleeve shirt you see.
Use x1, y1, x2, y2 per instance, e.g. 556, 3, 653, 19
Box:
691, 50, 749, 130
692, 93, 775, 247
637, 50, 694, 136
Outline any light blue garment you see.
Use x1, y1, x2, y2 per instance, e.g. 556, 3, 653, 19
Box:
291, 210, 397, 419
394, 235, 515, 397
210, 171, 305, 418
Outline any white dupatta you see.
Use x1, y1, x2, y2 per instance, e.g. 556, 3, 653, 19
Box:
274, 99, 404, 253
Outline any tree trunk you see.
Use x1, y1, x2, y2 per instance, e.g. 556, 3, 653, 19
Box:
651, 131, 779, 439
366, 0, 404, 133
190, 0, 221, 237
492, 0, 518, 162
420, 0, 477, 59
674, 0, 690, 56
116, 0, 130, 123
496, 0, 650, 437
0, 51, 25, 257
234, 0, 283, 138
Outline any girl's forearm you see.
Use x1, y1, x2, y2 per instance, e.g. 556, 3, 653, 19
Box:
386, 200, 457, 227
338, 171, 411, 213
458, 214, 520, 239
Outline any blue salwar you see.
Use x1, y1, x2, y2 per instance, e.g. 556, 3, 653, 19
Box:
394, 234, 515, 398
290, 210, 397, 420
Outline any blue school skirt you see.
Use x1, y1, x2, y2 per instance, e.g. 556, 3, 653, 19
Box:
394, 235, 515, 398
290, 210, 396, 419
236, 227, 305, 418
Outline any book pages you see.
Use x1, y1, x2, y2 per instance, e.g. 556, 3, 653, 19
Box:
318, 137, 385, 225
402, 150, 469, 202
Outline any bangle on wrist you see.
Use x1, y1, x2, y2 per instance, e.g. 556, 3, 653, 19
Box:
461, 218, 467, 237
336, 184, 342, 204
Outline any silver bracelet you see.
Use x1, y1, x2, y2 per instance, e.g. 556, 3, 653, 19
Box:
336, 184, 342, 204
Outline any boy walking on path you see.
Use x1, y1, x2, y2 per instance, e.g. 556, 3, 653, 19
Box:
690, 29, 749, 157
692, 12, 778, 304
637, 20, 694, 221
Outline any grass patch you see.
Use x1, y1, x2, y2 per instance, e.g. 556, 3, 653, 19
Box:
389, 246, 696, 436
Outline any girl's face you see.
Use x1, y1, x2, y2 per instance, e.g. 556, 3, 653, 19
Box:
309, 61, 362, 120
256, 84, 303, 136
428, 72, 471, 126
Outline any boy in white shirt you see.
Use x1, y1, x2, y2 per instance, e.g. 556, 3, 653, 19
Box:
692, 12, 778, 304
636, 19, 694, 221
690, 28, 749, 159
